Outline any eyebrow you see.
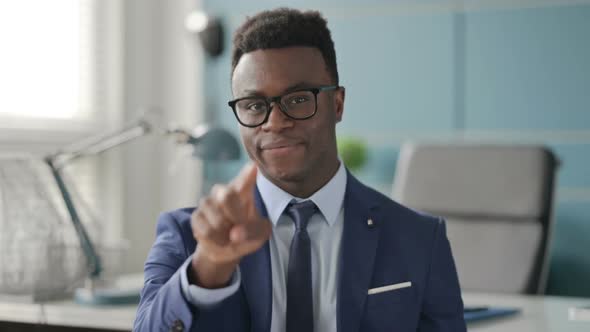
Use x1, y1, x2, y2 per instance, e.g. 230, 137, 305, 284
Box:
239, 82, 318, 99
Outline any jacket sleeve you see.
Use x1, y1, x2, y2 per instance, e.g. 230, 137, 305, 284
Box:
133, 212, 196, 331
134, 211, 251, 332
418, 218, 467, 332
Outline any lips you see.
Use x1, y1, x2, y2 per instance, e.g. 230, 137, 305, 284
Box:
259, 139, 305, 159
260, 140, 304, 150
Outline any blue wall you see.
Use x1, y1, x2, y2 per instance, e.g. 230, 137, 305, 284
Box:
202, 0, 590, 297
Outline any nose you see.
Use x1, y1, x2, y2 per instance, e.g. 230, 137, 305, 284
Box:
261, 102, 294, 132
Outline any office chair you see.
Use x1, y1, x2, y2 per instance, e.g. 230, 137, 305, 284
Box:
392, 143, 559, 294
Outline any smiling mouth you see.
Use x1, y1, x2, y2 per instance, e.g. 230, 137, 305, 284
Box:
260, 142, 304, 155
264, 144, 297, 149
261, 140, 302, 149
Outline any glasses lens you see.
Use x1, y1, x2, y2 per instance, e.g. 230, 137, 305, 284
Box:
281, 91, 316, 119
235, 98, 268, 126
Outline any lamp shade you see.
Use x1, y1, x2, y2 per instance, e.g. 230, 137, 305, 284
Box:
186, 125, 241, 161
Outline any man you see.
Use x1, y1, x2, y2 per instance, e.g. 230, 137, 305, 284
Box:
134, 8, 466, 332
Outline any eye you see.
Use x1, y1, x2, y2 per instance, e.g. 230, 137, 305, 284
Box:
245, 101, 266, 112
286, 95, 310, 105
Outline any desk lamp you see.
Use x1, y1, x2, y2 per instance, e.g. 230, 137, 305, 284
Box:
44, 111, 240, 304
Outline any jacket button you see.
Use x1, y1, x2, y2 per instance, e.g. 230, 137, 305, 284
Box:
170, 319, 184, 332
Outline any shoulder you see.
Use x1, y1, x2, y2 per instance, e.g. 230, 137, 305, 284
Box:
153, 207, 197, 256
156, 207, 195, 229
348, 173, 443, 238
347, 172, 441, 225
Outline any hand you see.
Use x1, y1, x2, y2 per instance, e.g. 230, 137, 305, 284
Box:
189, 163, 272, 288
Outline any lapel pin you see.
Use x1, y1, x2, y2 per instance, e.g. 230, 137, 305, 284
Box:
367, 218, 374, 228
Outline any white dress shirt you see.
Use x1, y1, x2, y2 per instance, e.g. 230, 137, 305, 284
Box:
181, 162, 347, 332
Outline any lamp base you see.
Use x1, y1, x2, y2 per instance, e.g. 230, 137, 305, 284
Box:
74, 287, 140, 305
74, 274, 143, 305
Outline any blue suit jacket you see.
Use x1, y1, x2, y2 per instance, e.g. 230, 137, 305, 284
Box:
134, 172, 466, 332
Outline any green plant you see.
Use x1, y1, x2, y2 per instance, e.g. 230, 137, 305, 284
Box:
337, 136, 368, 172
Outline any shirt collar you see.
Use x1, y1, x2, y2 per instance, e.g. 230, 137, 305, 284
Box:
256, 161, 347, 227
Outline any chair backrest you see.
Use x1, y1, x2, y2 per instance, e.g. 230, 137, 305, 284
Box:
392, 143, 559, 294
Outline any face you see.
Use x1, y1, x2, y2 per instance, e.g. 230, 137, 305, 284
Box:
231, 46, 345, 196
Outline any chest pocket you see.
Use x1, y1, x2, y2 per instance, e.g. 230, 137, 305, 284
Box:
360, 285, 419, 332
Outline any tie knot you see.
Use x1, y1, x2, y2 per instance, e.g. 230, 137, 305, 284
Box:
286, 200, 317, 231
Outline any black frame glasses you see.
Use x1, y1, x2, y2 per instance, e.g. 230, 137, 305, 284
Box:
228, 85, 340, 128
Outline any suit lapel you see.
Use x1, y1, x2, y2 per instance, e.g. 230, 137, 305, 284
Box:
239, 186, 272, 332
337, 172, 380, 332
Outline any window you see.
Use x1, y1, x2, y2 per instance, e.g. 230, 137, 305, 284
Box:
0, 0, 121, 147
0, 1, 123, 248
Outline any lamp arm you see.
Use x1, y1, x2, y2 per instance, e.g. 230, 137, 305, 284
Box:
43, 114, 237, 282
45, 156, 102, 278
44, 117, 154, 280
51, 119, 153, 170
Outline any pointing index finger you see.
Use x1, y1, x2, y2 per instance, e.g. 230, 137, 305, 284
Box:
231, 162, 258, 195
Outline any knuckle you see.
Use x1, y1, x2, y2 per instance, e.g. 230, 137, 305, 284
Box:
211, 184, 222, 194
217, 187, 230, 202
193, 217, 211, 238
198, 196, 211, 208
207, 214, 225, 229
199, 223, 212, 238
191, 209, 204, 225
211, 184, 228, 199
226, 187, 239, 199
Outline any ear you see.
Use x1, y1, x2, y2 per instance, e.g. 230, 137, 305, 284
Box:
334, 87, 345, 123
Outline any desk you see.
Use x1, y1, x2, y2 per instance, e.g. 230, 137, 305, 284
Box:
464, 292, 590, 331
0, 300, 136, 331
0, 292, 588, 331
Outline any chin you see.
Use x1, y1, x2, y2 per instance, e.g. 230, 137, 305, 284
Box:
263, 163, 306, 183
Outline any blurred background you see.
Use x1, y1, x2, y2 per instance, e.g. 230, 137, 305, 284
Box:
0, 0, 588, 305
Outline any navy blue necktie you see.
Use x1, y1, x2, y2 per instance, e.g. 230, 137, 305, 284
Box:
286, 200, 317, 332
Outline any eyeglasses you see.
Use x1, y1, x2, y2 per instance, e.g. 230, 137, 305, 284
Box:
227, 85, 339, 128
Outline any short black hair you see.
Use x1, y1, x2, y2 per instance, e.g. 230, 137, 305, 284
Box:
231, 8, 339, 84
